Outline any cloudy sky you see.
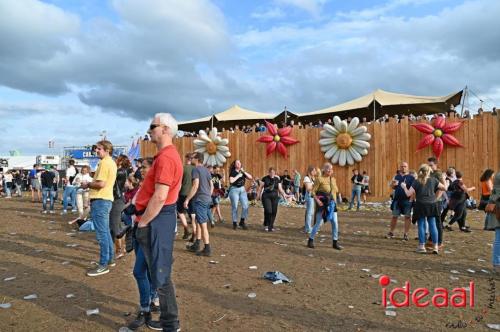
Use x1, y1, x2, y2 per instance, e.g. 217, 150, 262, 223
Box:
1, 0, 499, 155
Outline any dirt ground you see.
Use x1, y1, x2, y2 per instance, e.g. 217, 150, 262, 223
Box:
0, 196, 499, 332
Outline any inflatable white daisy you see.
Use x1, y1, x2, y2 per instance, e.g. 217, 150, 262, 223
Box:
319, 116, 371, 166
193, 127, 231, 166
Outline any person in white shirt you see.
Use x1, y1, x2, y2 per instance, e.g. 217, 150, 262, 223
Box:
69, 165, 93, 225
62, 160, 78, 214
4, 171, 13, 198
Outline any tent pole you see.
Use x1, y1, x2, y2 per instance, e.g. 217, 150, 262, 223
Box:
372, 95, 376, 121
460, 86, 467, 117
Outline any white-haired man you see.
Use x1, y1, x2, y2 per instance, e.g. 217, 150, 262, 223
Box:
134, 113, 182, 332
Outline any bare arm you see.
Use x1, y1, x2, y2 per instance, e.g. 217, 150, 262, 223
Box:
137, 183, 169, 227
185, 178, 199, 204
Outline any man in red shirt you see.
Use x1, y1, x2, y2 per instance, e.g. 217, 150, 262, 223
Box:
135, 113, 183, 332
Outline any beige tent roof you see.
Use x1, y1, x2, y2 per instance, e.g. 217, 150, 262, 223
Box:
177, 115, 212, 125
300, 89, 462, 117
214, 105, 273, 121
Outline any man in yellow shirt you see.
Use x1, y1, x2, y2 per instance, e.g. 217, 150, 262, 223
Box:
81, 140, 117, 277
307, 162, 343, 250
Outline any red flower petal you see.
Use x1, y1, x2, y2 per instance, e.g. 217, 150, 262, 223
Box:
266, 141, 277, 155
416, 134, 435, 150
441, 134, 462, 147
265, 120, 277, 136
433, 137, 444, 159
278, 126, 292, 137
276, 142, 287, 158
257, 135, 274, 143
280, 136, 299, 145
442, 122, 462, 133
433, 116, 446, 129
411, 123, 435, 134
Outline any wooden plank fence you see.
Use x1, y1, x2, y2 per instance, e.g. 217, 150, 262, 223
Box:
141, 113, 499, 201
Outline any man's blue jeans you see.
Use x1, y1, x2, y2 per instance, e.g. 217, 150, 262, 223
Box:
42, 187, 55, 211
493, 228, 500, 267
229, 186, 249, 223
309, 203, 338, 241
304, 192, 315, 233
63, 186, 77, 211
133, 237, 157, 311
90, 199, 114, 266
349, 185, 362, 209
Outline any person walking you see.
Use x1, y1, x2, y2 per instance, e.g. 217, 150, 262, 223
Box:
307, 163, 343, 250
445, 171, 475, 232
40, 167, 57, 213
228, 160, 253, 230
134, 113, 183, 332
258, 167, 286, 232
177, 153, 196, 241
386, 162, 414, 241
68, 165, 93, 225
303, 166, 317, 234
348, 169, 363, 211
4, 170, 13, 198
361, 171, 370, 203
210, 166, 225, 224
29, 164, 41, 202
401, 164, 447, 254
479, 169, 495, 211
185, 152, 214, 256
484, 170, 500, 274
82, 140, 117, 277
62, 160, 78, 214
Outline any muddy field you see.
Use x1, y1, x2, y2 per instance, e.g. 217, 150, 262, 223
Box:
0, 196, 498, 332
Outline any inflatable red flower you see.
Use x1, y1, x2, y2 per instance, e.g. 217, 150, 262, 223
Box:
412, 116, 463, 159
257, 121, 299, 158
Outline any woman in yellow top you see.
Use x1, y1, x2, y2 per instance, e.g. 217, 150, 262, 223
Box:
307, 162, 342, 250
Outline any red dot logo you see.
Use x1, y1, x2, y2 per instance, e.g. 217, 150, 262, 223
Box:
379, 275, 390, 287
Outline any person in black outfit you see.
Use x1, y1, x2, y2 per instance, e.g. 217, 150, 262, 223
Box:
281, 170, 292, 192
258, 167, 286, 232
110, 155, 132, 259
445, 171, 476, 232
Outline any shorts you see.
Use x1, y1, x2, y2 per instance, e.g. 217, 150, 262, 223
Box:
193, 200, 211, 224
294, 185, 300, 194
31, 179, 41, 190
212, 195, 220, 206
391, 200, 412, 217
177, 195, 194, 214
362, 186, 369, 193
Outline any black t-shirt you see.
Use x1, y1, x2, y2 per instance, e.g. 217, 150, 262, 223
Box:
351, 174, 363, 185
230, 169, 247, 187
449, 179, 466, 202
411, 177, 439, 204
262, 175, 281, 193
41, 171, 55, 188
282, 175, 292, 190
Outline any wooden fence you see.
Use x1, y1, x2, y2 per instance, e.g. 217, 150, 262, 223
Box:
141, 113, 499, 201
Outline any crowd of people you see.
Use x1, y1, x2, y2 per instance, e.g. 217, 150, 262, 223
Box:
2, 110, 499, 332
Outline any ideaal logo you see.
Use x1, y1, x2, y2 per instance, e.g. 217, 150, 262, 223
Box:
379, 275, 475, 308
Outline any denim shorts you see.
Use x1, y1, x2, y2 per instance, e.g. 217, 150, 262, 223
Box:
193, 200, 211, 224
212, 195, 220, 205
391, 200, 412, 217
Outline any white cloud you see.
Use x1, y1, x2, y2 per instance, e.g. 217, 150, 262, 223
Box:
251, 7, 286, 20
274, 0, 329, 16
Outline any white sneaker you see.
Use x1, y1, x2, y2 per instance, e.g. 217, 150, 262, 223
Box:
49, 210, 55, 214
42, 210, 48, 214
61, 210, 67, 215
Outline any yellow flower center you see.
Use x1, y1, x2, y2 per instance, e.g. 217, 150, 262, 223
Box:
336, 133, 353, 149
434, 129, 443, 137
206, 142, 218, 155
273, 135, 281, 142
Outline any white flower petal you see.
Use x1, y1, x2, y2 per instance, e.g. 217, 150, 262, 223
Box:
339, 120, 348, 133
203, 153, 209, 165
349, 126, 366, 136
352, 140, 370, 149
323, 124, 339, 136
213, 136, 222, 144
220, 138, 229, 145
349, 146, 362, 162
338, 149, 347, 166
332, 149, 341, 164
199, 130, 207, 137
216, 153, 226, 165
193, 139, 208, 147
333, 116, 342, 131
208, 155, 217, 166
209, 128, 218, 140
217, 145, 229, 152
347, 117, 359, 132
325, 145, 338, 159
346, 151, 354, 165
319, 138, 335, 146
194, 147, 206, 153
352, 133, 371, 141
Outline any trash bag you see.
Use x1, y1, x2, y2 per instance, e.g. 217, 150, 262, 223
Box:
263, 271, 292, 283
79, 219, 95, 232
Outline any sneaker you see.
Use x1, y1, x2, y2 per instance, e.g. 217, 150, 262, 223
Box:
71, 209, 77, 214
385, 232, 394, 239
146, 319, 162, 331
49, 210, 55, 214
415, 247, 427, 254
182, 231, 190, 240
232, 223, 237, 230
60, 210, 67, 215
444, 225, 453, 231
196, 246, 212, 257
403, 234, 409, 241
86, 265, 109, 277
307, 238, 314, 249
187, 241, 200, 252
42, 210, 48, 214
332, 240, 343, 250
108, 259, 116, 267
150, 302, 160, 313
239, 223, 248, 230
264, 227, 269, 232
210, 221, 215, 229
459, 227, 471, 233
127, 310, 151, 330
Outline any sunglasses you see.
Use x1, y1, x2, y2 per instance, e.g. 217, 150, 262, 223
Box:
149, 124, 162, 131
